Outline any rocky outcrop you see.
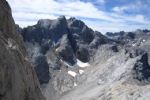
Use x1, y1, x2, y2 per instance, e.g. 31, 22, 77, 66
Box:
0, 0, 45, 100
22, 16, 68, 44
55, 34, 76, 65
133, 53, 150, 83
67, 17, 94, 46
34, 54, 50, 84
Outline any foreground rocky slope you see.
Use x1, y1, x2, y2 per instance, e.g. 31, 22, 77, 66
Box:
0, 0, 45, 100
60, 30, 150, 100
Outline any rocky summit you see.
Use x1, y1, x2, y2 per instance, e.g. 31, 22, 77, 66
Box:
1, 0, 150, 100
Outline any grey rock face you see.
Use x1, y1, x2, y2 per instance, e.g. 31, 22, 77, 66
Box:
76, 46, 90, 62
21, 16, 70, 84
22, 16, 68, 44
22, 16, 109, 63
67, 17, 94, 44
34, 55, 50, 84
129, 49, 144, 58
56, 34, 76, 65
0, 1, 45, 100
133, 53, 150, 83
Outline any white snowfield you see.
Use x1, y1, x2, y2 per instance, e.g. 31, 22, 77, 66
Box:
74, 82, 77, 87
79, 70, 84, 74
77, 59, 90, 68
68, 71, 77, 77
55, 48, 58, 52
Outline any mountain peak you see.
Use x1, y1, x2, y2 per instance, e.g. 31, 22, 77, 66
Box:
68, 17, 85, 28
58, 15, 66, 21
68, 17, 76, 21
37, 19, 52, 28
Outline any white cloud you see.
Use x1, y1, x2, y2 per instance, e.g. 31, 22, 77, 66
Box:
6, 0, 150, 33
7, 0, 119, 25
12, 12, 58, 27
112, 6, 128, 13
135, 15, 145, 21
77, 59, 90, 68
85, 17, 150, 34
112, 1, 148, 14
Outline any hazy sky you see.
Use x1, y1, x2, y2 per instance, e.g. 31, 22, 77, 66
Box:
7, 0, 150, 33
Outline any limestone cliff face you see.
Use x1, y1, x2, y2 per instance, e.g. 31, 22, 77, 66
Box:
0, 0, 45, 100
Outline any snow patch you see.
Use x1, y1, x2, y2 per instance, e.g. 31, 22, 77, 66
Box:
132, 44, 136, 47
55, 48, 59, 52
68, 71, 77, 77
77, 59, 90, 68
79, 70, 84, 74
74, 82, 77, 87
140, 39, 146, 44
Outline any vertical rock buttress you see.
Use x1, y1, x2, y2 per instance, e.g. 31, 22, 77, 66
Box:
0, 0, 45, 100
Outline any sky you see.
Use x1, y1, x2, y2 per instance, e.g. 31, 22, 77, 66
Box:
7, 0, 150, 33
